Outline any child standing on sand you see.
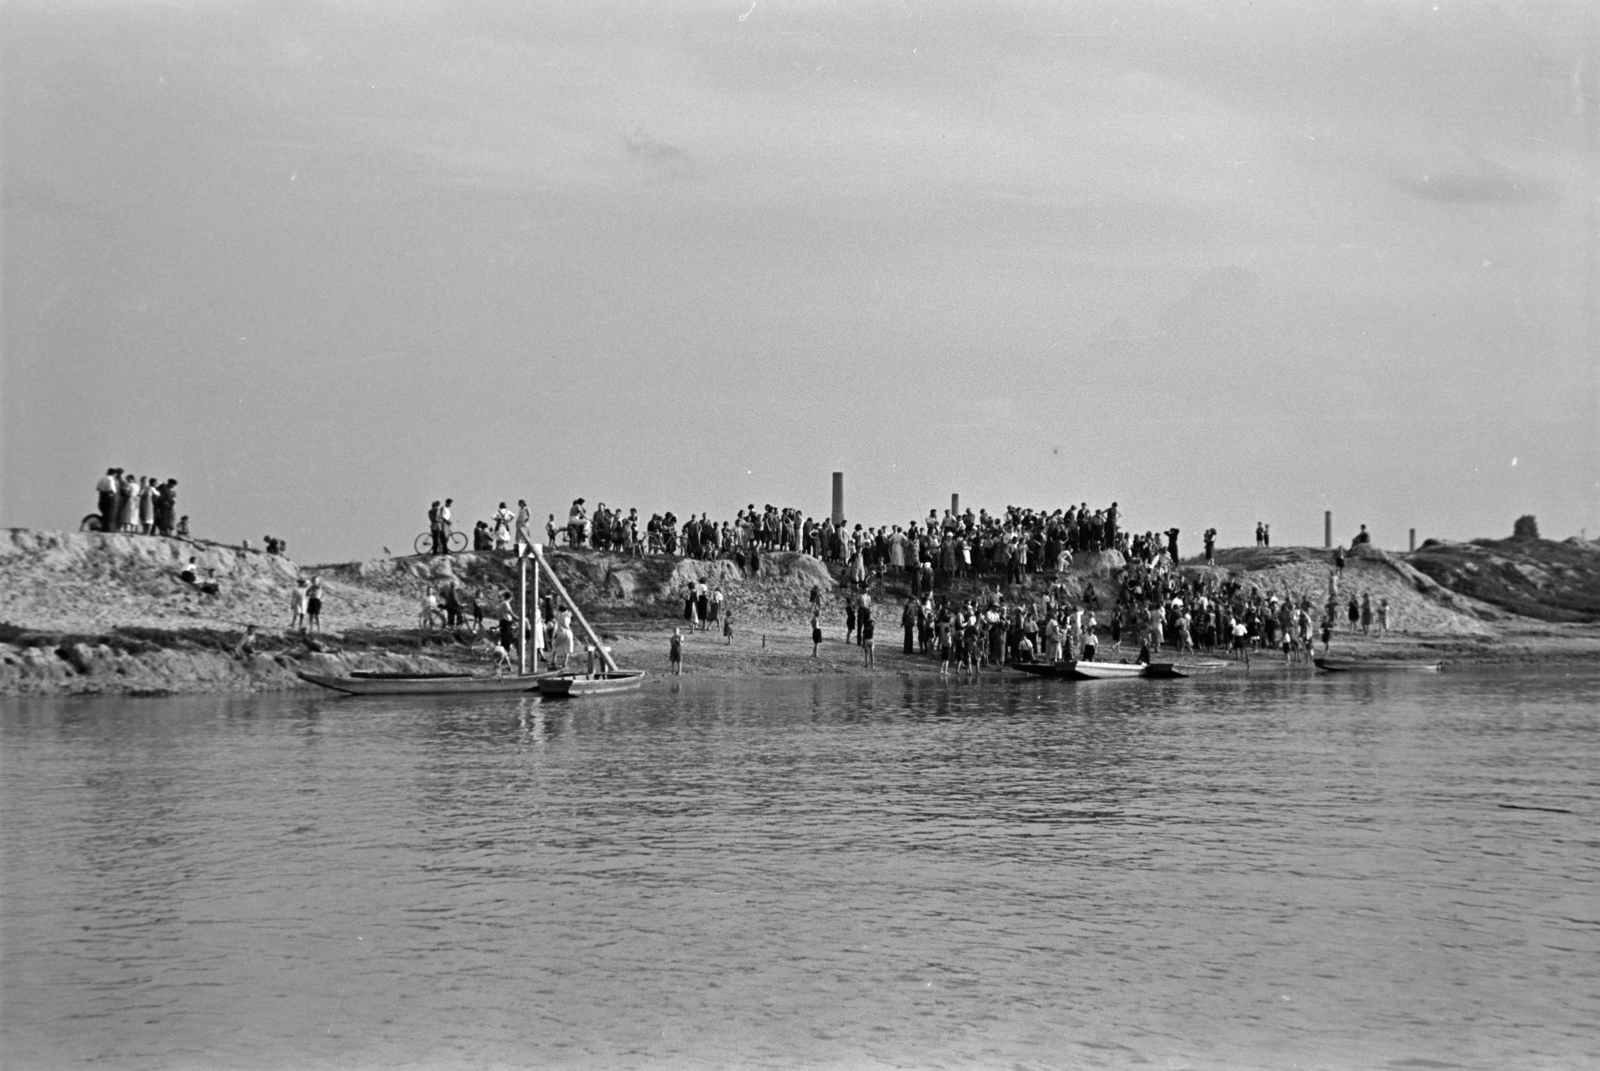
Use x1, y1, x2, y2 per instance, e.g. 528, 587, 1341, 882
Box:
669, 628, 683, 675
722, 611, 733, 646
862, 614, 875, 668
811, 611, 822, 656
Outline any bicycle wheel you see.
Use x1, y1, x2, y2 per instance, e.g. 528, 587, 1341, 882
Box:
452, 625, 480, 647
448, 530, 468, 552
414, 532, 431, 555
80, 514, 103, 532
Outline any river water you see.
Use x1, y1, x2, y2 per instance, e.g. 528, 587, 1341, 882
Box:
2, 667, 1597, 1071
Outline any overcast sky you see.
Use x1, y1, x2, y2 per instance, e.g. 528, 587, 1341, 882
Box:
3, 0, 1594, 562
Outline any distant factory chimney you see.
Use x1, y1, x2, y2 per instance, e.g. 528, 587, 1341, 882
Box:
831, 472, 845, 524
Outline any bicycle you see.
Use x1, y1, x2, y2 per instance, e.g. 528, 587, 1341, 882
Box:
414, 529, 467, 555
81, 514, 105, 532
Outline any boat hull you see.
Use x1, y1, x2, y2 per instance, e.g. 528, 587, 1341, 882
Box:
1314, 659, 1442, 673
537, 670, 647, 697
1009, 661, 1077, 679
1070, 661, 1146, 680
298, 671, 554, 696
1144, 660, 1231, 678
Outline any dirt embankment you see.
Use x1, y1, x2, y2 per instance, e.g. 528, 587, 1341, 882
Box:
1407, 537, 1600, 623
2, 528, 1597, 695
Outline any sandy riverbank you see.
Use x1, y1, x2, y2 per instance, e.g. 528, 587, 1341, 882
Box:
2, 528, 1597, 696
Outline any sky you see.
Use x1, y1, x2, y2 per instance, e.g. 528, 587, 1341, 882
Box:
3, 0, 1595, 563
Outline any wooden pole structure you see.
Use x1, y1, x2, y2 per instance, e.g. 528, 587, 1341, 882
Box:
518, 551, 528, 675
531, 545, 619, 672
531, 546, 541, 671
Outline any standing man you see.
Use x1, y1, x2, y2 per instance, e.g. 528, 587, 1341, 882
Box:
440, 499, 455, 554
496, 589, 517, 655
96, 469, 118, 531
428, 501, 443, 555
1203, 528, 1217, 566
515, 499, 531, 548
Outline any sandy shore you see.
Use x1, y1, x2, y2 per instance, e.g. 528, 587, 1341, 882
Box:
3, 528, 1598, 696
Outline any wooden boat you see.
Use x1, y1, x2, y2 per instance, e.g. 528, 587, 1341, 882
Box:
1143, 660, 1231, 679
1069, 660, 1146, 680
1314, 658, 1441, 673
1009, 660, 1077, 679
297, 669, 556, 696
536, 670, 647, 697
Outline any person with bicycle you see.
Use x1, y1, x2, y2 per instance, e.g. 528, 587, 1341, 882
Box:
428, 501, 443, 555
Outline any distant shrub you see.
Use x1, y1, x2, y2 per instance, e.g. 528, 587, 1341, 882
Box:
1512, 515, 1540, 540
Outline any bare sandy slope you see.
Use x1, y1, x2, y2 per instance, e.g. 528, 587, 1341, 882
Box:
3, 529, 1597, 695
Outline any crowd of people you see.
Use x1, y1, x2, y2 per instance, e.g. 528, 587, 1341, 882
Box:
92, 468, 187, 537
416, 492, 1393, 672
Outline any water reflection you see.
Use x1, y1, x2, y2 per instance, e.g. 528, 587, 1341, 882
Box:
2, 667, 1597, 1071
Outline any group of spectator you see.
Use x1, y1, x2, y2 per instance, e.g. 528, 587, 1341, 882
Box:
93, 468, 186, 537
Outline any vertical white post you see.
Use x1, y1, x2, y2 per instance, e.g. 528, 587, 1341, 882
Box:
532, 545, 541, 670
518, 552, 528, 676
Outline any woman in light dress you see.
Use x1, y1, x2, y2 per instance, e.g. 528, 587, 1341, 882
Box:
289, 579, 310, 632
119, 473, 140, 531
138, 478, 156, 534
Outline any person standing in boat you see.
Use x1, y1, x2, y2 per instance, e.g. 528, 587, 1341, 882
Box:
555, 607, 575, 667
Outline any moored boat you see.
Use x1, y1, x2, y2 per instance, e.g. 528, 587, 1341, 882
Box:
536, 670, 647, 697
298, 670, 557, 696
1314, 658, 1442, 673
1009, 661, 1077, 679
1143, 660, 1231, 678
1069, 661, 1146, 680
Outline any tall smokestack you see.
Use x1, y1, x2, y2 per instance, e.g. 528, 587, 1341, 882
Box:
831, 472, 844, 524
1325, 511, 1333, 549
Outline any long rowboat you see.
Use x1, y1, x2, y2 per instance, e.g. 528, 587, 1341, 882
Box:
1143, 660, 1231, 678
1070, 661, 1146, 680
297, 670, 556, 696
536, 670, 647, 697
1009, 661, 1078, 679
1314, 658, 1441, 673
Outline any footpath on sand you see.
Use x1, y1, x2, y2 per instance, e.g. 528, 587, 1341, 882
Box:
2, 528, 1598, 696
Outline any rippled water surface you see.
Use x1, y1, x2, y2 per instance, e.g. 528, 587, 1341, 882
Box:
3, 667, 1598, 1070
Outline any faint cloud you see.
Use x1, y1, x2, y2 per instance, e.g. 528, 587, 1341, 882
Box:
1158, 266, 1262, 343
622, 130, 694, 184
1394, 151, 1557, 204
624, 131, 689, 163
